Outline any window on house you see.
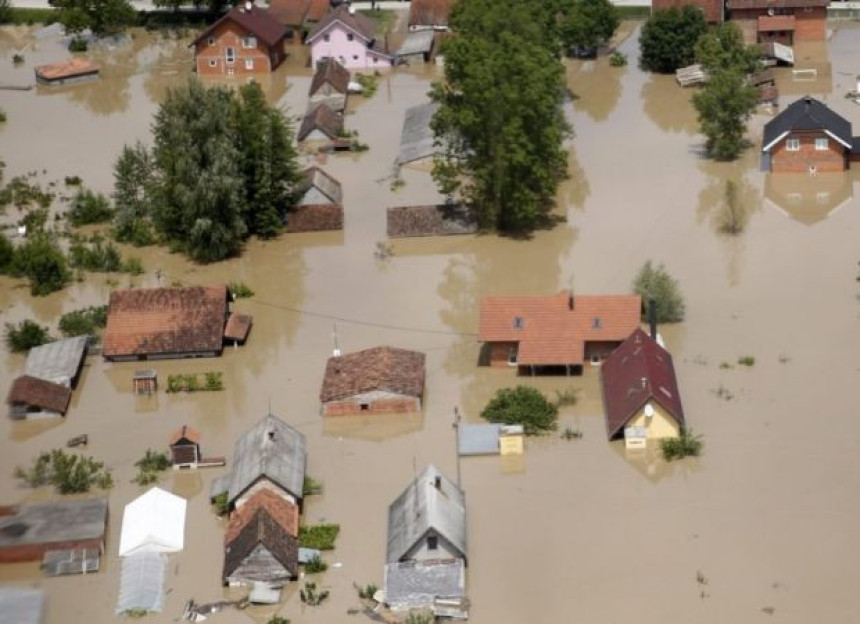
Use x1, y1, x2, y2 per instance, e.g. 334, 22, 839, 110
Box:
786, 138, 800, 151
513, 316, 524, 329
507, 346, 518, 366
207, 36, 215, 46
225, 46, 235, 64
323, 34, 330, 42
347, 33, 354, 42
360, 403, 370, 411
592, 317, 601, 329
815, 137, 828, 151
245, 59, 254, 70
208, 59, 217, 67
373, 57, 378, 64
427, 535, 438, 550
353, 55, 359, 60
242, 36, 257, 48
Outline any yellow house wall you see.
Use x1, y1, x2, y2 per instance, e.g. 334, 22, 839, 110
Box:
626, 401, 681, 439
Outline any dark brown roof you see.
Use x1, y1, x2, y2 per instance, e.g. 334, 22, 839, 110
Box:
286, 204, 344, 232
387, 204, 477, 238
408, 0, 455, 28
169, 425, 201, 446
268, 0, 311, 27
192, 5, 288, 48
224, 313, 253, 342
600, 329, 685, 440
307, 4, 377, 43
306, 0, 331, 21
7, 376, 71, 414
320, 346, 426, 403
225, 489, 299, 541
297, 104, 343, 141
310, 57, 350, 97
103, 286, 227, 359
223, 506, 299, 582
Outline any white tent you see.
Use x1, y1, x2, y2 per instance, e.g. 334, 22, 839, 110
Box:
118, 487, 187, 557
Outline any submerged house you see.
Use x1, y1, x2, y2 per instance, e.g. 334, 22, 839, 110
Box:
298, 166, 343, 206
297, 103, 343, 142
762, 96, 860, 174
478, 291, 642, 375
211, 414, 307, 511
601, 329, 685, 447
320, 346, 426, 416
7, 376, 72, 421
223, 489, 299, 587
169, 426, 201, 467
726, 0, 829, 44
309, 57, 350, 112
103, 285, 230, 362
396, 101, 442, 169
192, 4, 288, 76
306, 5, 392, 69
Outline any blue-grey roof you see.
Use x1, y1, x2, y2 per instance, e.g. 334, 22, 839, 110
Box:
457, 424, 501, 456
0, 587, 45, 624
226, 414, 307, 503
0, 498, 107, 548
397, 102, 442, 165
763, 96, 854, 152
24, 336, 88, 386
396, 29, 434, 57
387, 465, 466, 563
384, 558, 465, 610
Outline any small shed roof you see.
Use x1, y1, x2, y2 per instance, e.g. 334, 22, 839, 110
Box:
387, 204, 477, 238
384, 558, 466, 611
0, 587, 46, 624
397, 102, 441, 166
227, 414, 307, 503
223, 506, 299, 582
224, 313, 253, 342
299, 167, 343, 204
35, 58, 99, 81
387, 465, 466, 563
6, 376, 72, 414
118, 487, 187, 557
458, 424, 501, 456
286, 204, 344, 232
396, 30, 435, 57
169, 425, 200, 446
297, 104, 343, 141
762, 96, 854, 152
0, 498, 107, 550
601, 329, 685, 440
320, 346, 426, 403
103, 285, 227, 359
309, 58, 350, 97
192, 5, 288, 48
24, 336, 88, 386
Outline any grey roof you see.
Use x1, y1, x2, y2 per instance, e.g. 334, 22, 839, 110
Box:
0, 586, 45, 624
0, 498, 107, 549
227, 414, 307, 504
458, 424, 501, 456
387, 465, 466, 563
24, 336, 88, 386
397, 102, 441, 166
763, 96, 854, 152
396, 30, 434, 58
299, 167, 343, 204
115, 552, 167, 615
384, 558, 466, 610
42, 547, 100, 576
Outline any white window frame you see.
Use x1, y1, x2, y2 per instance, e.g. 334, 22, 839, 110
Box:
208, 59, 217, 67
786, 138, 800, 151
815, 137, 828, 151
207, 36, 215, 46
242, 36, 257, 49
245, 58, 254, 70
225, 47, 235, 64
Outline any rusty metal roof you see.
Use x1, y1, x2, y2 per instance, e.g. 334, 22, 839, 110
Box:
7, 375, 72, 414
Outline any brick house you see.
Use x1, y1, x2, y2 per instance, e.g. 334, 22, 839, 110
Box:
651, 0, 723, 23
320, 346, 426, 416
306, 5, 392, 69
478, 290, 642, 375
726, 0, 829, 44
762, 96, 860, 174
192, 4, 289, 77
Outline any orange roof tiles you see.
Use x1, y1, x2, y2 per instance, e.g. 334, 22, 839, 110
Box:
225, 489, 299, 541
479, 291, 642, 365
35, 58, 100, 82
169, 425, 201, 446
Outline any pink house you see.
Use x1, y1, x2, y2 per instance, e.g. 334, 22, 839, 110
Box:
306, 5, 392, 70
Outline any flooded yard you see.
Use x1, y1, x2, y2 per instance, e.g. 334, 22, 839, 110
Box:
1, 14, 860, 624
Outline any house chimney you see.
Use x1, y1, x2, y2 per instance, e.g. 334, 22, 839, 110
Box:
648, 297, 657, 341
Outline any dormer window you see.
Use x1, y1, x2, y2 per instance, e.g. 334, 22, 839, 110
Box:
427, 535, 438, 550
513, 316, 524, 329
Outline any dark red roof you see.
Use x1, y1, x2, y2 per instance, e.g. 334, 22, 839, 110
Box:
320, 346, 425, 403
600, 329, 685, 440
310, 57, 350, 97
408, 0, 455, 28
7, 375, 72, 414
297, 103, 343, 141
224, 313, 253, 342
727, 0, 827, 8
192, 5, 289, 48
286, 204, 344, 232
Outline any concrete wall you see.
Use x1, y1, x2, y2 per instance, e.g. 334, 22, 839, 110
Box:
771, 131, 847, 173
195, 22, 283, 76
625, 401, 681, 440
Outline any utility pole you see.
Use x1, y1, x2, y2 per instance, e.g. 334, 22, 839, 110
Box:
453, 406, 461, 489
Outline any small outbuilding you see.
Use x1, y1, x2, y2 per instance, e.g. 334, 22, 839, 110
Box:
118, 487, 187, 557
396, 101, 441, 168
224, 312, 253, 345
387, 204, 477, 238
0, 586, 46, 624
395, 30, 435, 65
6, 376, 72, 420
309, 57, 350, 112
133, 370, 158, 395
601, 329, 685, 445
169, 426, 201, 466
320, 346, 426, 416
286, 204, 344, 233
297, 103, 344, 142
298, 166, 343, 205
35, 58, 100, 85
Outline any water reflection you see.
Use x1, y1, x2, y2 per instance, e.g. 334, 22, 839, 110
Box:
764, 171, 855, 225
568, 56, 624, 123
610, 442, 702, 484
641, 73, 698, 135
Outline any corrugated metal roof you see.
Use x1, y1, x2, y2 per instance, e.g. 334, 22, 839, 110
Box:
396, 30, 434, 57
397, 102, 441, 165
457, 424, 501, 456
384, 558, 465, 610
387, 465, 466, 563
115, 552, 167, 615
0, 586, 45, 624
24, 336, 88, 386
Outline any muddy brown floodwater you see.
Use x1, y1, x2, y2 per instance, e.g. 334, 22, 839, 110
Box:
2, 14, 860, 624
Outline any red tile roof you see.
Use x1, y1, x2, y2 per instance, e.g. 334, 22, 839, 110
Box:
408, 0, 455, 28
728, 0, 827, 8
600, 329, 685, 440
6, 375, 72, 414
224, 313, 253, 342
320, 346, 426, 403
286, 204, 344, 232
306, 0, 331, 22
268, 0, 311, 26
169, 425, 201, 446
225, 489, 300, 541
479, 291, 641, 366
192, 5, 288, 48
103, 286, 227, 359
35, 58, 100, 82
310, 58, 350, 97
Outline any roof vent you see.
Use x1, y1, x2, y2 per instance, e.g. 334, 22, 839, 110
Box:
268, 430, 276, 441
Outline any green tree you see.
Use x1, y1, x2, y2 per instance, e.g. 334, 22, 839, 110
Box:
481, 385, 558, 435
632, 260, 685, 323
559, 0, 620, 56
59, 305, 108, 337
68, 188, 114, 226
692, 69, 758, 160
113, 141, 156, 246
431, 0, 569, 232
694, 22, 760, 74
639, 6, 707, 73
11, 233, 71, 296
14, 449, 113, 494
0, 0, 12, 24
0, 232, 14, 273
4, 320, 53, 353
56, 0, 136, 37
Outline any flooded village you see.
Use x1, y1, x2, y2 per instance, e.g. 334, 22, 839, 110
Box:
2, 0, 860, 622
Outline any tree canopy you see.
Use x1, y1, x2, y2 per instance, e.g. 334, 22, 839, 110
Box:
639, 6, 707, 73
559, 0, 620, 56
56, 0, 136, 37
632, 260, 685, 323
481, 385, 559, 435
431, 0, 569, 233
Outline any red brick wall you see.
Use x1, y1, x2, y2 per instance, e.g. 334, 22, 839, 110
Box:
0, 538, 103, 563
728, 7, 826, 42
652, 0, 722, 23
323, 397, 421, 416
770, 131, 848, 173
488, 342, 517, 368
195, 22, 283, 76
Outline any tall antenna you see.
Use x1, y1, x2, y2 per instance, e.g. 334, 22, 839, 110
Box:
332, 322, 341, 357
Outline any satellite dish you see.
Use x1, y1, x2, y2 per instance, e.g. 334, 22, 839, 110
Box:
644, 404, 655, 418
245, 1, 253, 10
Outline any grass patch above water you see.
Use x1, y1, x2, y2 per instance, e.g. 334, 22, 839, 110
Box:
299, 523, 340, 550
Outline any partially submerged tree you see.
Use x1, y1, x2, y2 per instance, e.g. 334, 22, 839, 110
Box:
559, 0, 620, 57
56, 0, 136, 38
4, 320, 53, 353
717, 180, 747, 234
431, 0, 569, 232
11, 233, 72, 296
639, 6, 707, 73
14, 449, 113, 494
632, 260, 685, 323
481, 386, 558, 435
694, 22, 760, 75
113, 141, 156, 246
